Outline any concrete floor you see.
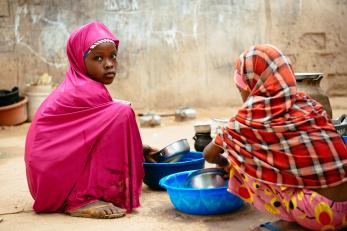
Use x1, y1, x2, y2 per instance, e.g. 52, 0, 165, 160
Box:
0, 99, 346, 231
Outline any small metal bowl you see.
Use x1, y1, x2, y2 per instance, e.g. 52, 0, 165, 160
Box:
184, 168, 227, 189
294, 72, 323, 81
152, 139, 190, 163
332, 114, 347, 136
194, 122, 212, 133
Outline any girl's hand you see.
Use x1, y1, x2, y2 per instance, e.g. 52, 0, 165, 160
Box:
215, 155, 231, 179
203, 142, 231, 177
203, 142, 225, 164
143, 144, 159, 162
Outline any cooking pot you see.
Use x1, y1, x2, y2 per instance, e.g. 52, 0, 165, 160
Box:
0, 87, 19, 107
138, 106, 197, 126
193, 133, 212, 152
139, 112, 161, 127
295, 73, 332, 118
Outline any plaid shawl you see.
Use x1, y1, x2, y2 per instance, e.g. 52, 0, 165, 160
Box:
215, 44, 347, 188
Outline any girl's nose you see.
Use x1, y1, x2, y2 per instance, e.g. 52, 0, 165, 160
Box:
105, 59, 114, 69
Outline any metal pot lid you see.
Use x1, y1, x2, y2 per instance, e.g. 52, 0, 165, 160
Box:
294, 72, 323, 80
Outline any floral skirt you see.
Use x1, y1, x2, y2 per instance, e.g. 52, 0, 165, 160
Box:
228, 166, 347, 231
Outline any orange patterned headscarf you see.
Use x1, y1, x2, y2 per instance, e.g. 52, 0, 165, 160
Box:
215, 44, 347, 188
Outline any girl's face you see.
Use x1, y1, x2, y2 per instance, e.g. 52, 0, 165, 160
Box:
84, 42, 118, 85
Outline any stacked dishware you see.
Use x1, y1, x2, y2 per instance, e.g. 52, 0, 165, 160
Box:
143, 139, 205, 189
160, 168, 243, 215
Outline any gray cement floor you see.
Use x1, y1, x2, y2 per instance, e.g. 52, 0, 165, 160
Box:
1, 100, 346, 231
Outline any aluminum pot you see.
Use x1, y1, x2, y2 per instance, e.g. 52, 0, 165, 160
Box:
184, 168, 227, 189
152, 139, 190, 163
174, 106, 197, 121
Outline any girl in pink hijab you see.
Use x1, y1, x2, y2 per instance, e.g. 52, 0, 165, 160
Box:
25, 21, 155, 219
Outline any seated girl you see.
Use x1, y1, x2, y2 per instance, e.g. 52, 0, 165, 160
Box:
203, 44, 347, 231
25, 21, 156, 219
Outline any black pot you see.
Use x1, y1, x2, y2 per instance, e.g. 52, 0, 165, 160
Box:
0, 87, 19, 107
193, 132, 212, 152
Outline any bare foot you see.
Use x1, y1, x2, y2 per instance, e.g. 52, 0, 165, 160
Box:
250, 220, 308, 231
66, 201, 126, 219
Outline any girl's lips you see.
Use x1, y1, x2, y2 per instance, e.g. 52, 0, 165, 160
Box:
104, 73, 115, 78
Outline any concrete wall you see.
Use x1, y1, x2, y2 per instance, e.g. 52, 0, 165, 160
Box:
0, 0, 346, 110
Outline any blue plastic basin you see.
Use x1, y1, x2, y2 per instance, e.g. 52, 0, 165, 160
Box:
159, 170, 244, 215
143, 151, 205, 189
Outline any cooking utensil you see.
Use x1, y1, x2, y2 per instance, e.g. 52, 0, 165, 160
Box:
138, 106, 197, 125
194, 121, 211, 133
184, 168, 227, 189
193, 133, 212, 152
139, 112, 161, 127
332, 114, 347, 135
152, 139, 190, 163
295, 72, 323, 81
174, 106, 197, 121
0, 87, 19, 107
295, 72, 333, 118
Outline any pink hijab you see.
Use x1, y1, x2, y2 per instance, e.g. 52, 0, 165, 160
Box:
25, 21, 144, 213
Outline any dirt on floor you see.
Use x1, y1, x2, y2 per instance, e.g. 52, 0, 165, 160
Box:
0, 97, 346, 231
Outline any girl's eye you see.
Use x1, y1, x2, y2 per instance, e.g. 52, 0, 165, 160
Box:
111, 53, 117, 59
93, 56, 102, 61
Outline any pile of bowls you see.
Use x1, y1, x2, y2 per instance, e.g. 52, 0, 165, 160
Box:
143, 151, 205, 189
159, 169, 243, 215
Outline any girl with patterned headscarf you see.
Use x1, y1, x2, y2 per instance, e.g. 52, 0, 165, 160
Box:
25, 21, 157, 219
204, 44, 347, 230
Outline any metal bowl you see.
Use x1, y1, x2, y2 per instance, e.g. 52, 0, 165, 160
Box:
332, 114, 347, 135
294, 72, 323, 81
184, 168, 227, 189
152, 139, 190, 163
194, 122, 211, 133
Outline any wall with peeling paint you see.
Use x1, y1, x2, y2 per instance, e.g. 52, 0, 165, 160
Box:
0, 0, 346, 110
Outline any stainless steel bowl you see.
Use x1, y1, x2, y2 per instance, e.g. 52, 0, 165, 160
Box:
332, 114, 347, 135
294, 72, 323, 81
194, 122, 211, 133
152, 139, 190, 163
184, 168, 227, 189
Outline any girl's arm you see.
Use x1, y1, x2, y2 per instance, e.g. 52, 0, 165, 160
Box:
203, 142, 229, 167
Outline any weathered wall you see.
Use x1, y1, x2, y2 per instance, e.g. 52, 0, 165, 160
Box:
0, 0, 346, 110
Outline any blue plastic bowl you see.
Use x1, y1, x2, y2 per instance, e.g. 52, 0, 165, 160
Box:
159, 170, 244, 215
143, 151, 205, 189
